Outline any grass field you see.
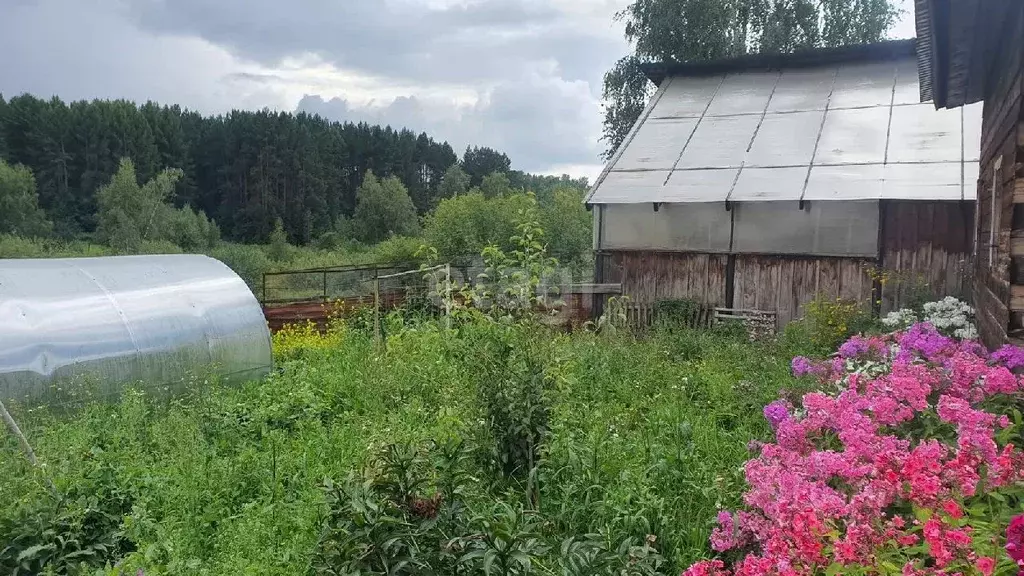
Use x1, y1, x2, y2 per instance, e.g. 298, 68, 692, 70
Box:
1, 314, 816, 575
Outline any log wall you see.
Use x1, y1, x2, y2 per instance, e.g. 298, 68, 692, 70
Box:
975, 4, 1024, 348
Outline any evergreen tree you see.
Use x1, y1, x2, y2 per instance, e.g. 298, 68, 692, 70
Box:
95, 158, 182, 253
0, 93, 586, 246
462, 146, 511, 187
0, 94, 8, 161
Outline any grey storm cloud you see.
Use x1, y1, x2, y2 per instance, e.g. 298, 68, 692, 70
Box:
296, 71, 605, 172
1, 0, 627, 175
124, 0, 625, 87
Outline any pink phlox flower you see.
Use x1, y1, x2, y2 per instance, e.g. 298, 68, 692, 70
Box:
975, 556, 996, 576
937, 395, 999, 466
711, 511, 742, 552
1006, 514, 1024, 567
982, 366, 1019, 396
763, 400, 792, 430
682, 560, 732, 576
992, 345, 1024, 371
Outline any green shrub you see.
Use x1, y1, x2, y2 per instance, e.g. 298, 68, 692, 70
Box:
0, 159, 52, 238
167, 205, 221, 252
0, 234, 111, 258
208, 243, 272, 293
351, 171, 420, 244
137, 239, 184, 255
267, 218, 293, 262
784, 295, 876, 355
371, 236, 423, 265
653, 299, 704, 329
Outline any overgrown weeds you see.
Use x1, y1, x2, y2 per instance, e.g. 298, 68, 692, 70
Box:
1, 311, 802, 574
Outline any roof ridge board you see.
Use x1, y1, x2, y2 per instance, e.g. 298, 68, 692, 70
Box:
641, 39, 918, 85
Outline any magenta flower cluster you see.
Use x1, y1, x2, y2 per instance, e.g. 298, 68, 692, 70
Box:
684, 324, 1024, 576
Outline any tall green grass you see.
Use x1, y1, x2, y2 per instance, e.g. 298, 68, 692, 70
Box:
1, 319, 799, 574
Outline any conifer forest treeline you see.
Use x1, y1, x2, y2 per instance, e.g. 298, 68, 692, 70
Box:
0, 93, 588, 245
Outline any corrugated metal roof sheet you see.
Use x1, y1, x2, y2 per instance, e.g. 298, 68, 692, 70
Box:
588, 52, 984, 205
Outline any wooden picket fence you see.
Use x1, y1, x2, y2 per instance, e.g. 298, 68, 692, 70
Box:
623, 302, 715, 331
623, 301, 777, 336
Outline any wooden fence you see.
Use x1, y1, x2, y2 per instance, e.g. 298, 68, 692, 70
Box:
623, 301, 777, 335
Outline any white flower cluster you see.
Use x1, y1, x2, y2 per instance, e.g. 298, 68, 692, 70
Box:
881, 308, 918, 331
881, 297, 978, 340
923, 297, 978, 339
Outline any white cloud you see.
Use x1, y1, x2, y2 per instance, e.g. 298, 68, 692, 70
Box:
296, 68, 605, 173
0, 0, 920, 181
0, 0, 291, 114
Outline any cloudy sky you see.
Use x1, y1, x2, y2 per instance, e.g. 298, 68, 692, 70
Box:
0, 0, 917, 180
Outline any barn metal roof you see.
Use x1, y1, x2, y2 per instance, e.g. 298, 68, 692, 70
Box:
587, 42, 982, 206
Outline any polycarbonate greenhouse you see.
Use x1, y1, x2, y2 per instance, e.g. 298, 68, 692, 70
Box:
586, 39, 983, 326
0, 255, 273, 405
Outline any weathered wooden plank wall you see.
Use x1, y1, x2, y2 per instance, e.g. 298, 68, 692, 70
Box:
880, 201, 974, 312
974, 5, 1023, 348
602, 252, 877, 327
732, 256, 875, 327
600, 252, 729, 306
602, 202, 975, 330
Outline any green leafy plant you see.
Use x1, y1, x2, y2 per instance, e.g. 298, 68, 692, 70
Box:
457, 503, 548, 575
1, 448, 135, 575
785, 295, 875, 354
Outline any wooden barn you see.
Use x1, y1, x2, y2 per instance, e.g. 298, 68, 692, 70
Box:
914, 0, 1024, 348
586, 39, 982, 327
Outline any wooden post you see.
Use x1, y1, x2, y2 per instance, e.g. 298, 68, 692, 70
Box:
323, 269, 328, 304
445, 263, 452, 330
373, 275, 381, 348
0, 398, 57, 496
